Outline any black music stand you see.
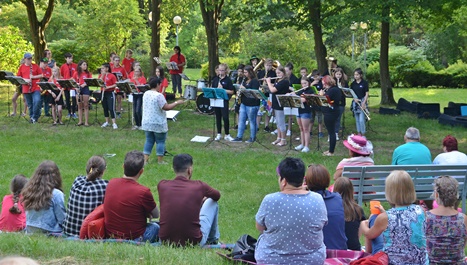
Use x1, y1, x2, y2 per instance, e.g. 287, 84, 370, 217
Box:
85, 78, 105, 126
5, 76, 30, 122
203, 87, 228, 147
303, 94, 331, 152
2, 71, 16, 117
116, 82, 135, 129
276, 95, 302, 154
38, 82, 59, 123
239, 89, 269, 150
58, 79, 79, 126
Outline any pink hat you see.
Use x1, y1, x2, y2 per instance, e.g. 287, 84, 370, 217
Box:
343, 134, 373, 156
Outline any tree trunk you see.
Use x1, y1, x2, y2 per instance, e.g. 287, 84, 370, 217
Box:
22, 0, 54, 62
379, 4, 396, 105
150, 0, 161, 75
307, 0, 327, 75
199, 0, 223, 84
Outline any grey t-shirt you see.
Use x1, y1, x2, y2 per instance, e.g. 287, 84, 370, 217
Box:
255, 192, 328, 265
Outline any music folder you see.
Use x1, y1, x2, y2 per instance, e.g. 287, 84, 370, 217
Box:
5, 76, 28, 86
340, 87, 358, 99
240, 89, 267, 101
57, 79, 79, 89
38, 82, 58, 92
166, 62, 179, 70
116, 81, 135, 94
84, 78, 105, 88
202, 87, 228, 108
136, 85, 150, 93
112, 72, 123, 81
0, 70, 14, 81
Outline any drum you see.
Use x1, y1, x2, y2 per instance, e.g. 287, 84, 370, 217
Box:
183, 85, 197, 100
196, 93, 214, 114
197, 79, 206, 89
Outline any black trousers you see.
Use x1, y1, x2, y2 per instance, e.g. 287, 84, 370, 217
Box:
323, 111, 338, 153
133, 93, 143, 126
102, 91, 116, 119
214, 100, 230, 135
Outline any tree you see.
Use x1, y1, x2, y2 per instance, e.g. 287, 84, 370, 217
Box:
150, 0, 162, 75
22, 0, 55, 62
199, 0, 224, 82
0, 26, 34, 72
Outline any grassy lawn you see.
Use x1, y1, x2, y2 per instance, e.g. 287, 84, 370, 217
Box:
0, 79, 465, 264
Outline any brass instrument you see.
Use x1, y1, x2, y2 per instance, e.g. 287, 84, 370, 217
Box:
327, 56, 335, 77
253, 58, 265, 72
272, 60, 281, 70
354, 99, 371, 121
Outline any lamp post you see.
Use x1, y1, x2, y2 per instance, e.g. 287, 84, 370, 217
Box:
173, 16, 182, 46
350, 22, 358, 61
360, 22, 368, 72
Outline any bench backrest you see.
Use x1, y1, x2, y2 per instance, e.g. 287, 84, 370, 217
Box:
342, 164, 467, 213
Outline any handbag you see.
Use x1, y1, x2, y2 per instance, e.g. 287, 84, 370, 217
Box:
228, 234, 257, 263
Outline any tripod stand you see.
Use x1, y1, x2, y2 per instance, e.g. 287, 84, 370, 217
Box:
122, 98, 133, 129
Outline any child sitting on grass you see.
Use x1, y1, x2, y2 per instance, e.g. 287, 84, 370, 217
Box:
0, 175, 28, 232
22, 161, 66, 234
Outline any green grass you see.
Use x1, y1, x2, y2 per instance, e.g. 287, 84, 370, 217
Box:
0, 80, 466, 264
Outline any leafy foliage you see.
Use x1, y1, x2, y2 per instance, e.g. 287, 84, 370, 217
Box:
0, 26, 33, 72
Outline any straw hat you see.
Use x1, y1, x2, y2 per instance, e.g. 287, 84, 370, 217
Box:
343, 134, 373, 156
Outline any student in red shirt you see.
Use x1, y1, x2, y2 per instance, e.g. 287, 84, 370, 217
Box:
17, 52, 43, 123
158, 154, 221, 246
169, 46, 186, 96
104, 151, 159, 242
154, 65, 169, 96
39, 58, 52, 117
130, 66, 146, 130
128, 61, 144, 79
60, 52, 78, 118
122, 49, 135, 75
111, 56, 128, 118
0, 175, 28, 232
98, 63, 118, 129
73, 60, 93, 126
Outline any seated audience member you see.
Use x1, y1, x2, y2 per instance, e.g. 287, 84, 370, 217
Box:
21, 161, 66, 233
255, 158, 327, 264
333, 134, 374, 181
0, 175, 28, 232
433, 135, 467, 165
360, 170, 428, 264
158, 154, 221, 246
391, 127, 431, 165
333, 177, 366, 251
104, 150, 159, 242
426, 176, 467, 263
63, 156, 108, 236
305, 164, 347, 250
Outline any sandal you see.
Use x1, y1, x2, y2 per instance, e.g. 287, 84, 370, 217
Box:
76, 123, 83, 126
277, 139, 287, 146
53, 122, 57, 126
322, 151, 334, 156
271, 139, 281, 145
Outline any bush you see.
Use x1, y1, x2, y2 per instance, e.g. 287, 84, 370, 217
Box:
49, 39, 99, 73
200, 57, 243, 80
0, 26, 33, 73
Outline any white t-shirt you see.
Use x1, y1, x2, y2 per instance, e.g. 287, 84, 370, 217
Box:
433, 151, 467, 165
141, 90, 168, 133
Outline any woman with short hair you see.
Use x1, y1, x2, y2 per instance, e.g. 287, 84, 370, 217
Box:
255, 157, 327, 264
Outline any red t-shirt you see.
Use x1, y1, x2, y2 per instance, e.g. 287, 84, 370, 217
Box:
60, 63, 78, 79
0, 195, 26, 232
17, 63, 41, 94
98, 73, 117, 92
41, 66, 52, 80
122, 57, 135, 75
169, 53, 186, 74
111, 65, 128, 80
72, 71, 93, 86
104, 178, 157, 240
130, 76, 147, 86
157, 176, 221, 246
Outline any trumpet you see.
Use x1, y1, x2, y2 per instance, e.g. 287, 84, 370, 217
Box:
253, 58, 265, 72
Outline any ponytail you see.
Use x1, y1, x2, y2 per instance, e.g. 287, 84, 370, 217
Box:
86, 156, 106, 181
9, 191, 22, 214
8, 174, 28, 214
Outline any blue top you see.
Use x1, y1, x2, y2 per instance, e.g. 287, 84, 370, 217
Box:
368, 214, 384, 254
383, 204, 428, 265
314, 189, 348, 250
391, 142, 432, 165
255, 192, 328, 265
26, 188, 66, 233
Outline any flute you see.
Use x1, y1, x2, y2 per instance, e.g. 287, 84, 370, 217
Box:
258, 77, 281, 81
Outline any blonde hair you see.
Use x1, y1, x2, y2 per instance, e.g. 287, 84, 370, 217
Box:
385, 170, 416, 206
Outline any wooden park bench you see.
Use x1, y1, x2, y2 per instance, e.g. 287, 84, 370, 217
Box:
342, 164, 467, 213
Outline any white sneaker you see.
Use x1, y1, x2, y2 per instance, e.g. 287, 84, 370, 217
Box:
132, 125, 139, 130
295, 144, 304, 151
224, 134, 234, 141
101, 122, 109, 128
301, 146, 310, 153
271, 129, 278, 135
336, 133, 340, 141
286, 130, 291, 136
215, 134, 221, 141
327, 136, 330, 142
112, 123, 118, 129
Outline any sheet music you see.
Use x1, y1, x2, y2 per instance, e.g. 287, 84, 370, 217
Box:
166, 110, 180, 121
340, 87, 358, 99
190, 135, 211, 143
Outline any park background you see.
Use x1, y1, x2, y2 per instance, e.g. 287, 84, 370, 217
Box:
0, 0, 467, 264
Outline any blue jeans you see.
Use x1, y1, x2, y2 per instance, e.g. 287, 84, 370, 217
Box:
354, 110, 366, 135
171, 74, 182, 94
199, 198, 220, 246
140, 222, 160, 243
237, 104, 259, 140
24, 91, 41, 121
144, 131, 167, 156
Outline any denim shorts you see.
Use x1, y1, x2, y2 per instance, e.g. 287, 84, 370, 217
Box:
297, 112, 311, 119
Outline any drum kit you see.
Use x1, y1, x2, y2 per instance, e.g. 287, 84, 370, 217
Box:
183, 78, 214, 114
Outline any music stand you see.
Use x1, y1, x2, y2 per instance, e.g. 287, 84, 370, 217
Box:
276, 95, 302, 154
5, 76, 29, 121
239, 89, 269, 150
84, 78, 105, 126
302, 94, 331, 152
38, 82, 59, 123
1, 71, 15, 117
116, 82, 135, 129
202, 87, 228, 147
58, 79, 79, 126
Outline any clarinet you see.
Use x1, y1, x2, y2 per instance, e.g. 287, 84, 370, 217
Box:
29, 65, 33, 93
